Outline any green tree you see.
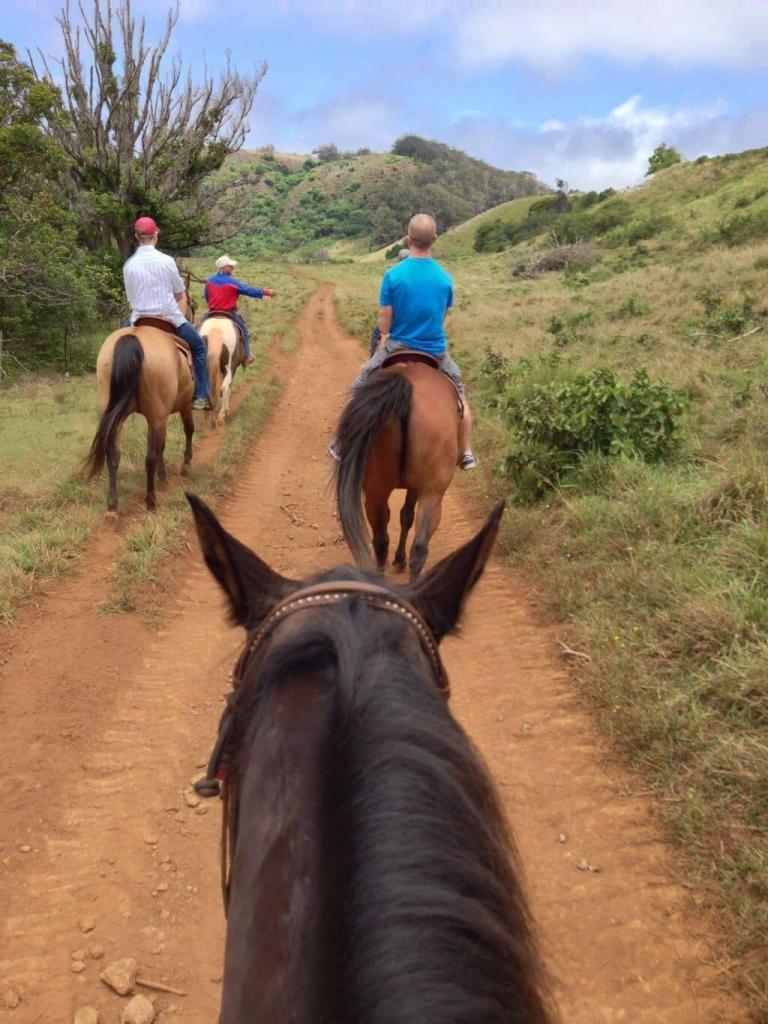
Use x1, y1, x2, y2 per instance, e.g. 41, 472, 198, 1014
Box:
646, 143, 682, 176
0, 41, 101, 357
31, 0, 266, 256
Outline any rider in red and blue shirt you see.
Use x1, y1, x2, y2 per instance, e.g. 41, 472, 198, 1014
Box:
203, 255, 276, 366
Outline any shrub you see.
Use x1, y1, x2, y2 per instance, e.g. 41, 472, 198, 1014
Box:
646, 142, 683, 175
612, 295, 651, 319
718, 208, 768, 246
697, 289, 758, 336
496, 367, 685, 499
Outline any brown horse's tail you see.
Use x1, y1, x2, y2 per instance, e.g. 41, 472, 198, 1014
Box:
335, 371, 412, 564
85, 334, 143, 479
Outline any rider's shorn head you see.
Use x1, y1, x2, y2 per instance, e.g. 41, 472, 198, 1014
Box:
407, 213, 437, 252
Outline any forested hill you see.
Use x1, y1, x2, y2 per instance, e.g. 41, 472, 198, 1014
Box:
207, 135, 548, 258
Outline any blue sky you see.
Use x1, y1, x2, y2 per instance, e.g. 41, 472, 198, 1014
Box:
5, 0, 767, 189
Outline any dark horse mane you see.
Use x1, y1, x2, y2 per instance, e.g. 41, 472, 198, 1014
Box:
228, 565, 552, 1024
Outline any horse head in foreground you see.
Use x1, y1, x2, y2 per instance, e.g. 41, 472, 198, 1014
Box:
189, 493, 553, 1024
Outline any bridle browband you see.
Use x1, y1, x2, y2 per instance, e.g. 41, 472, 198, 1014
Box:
240, 580, 449, 694
193, 579, 450, 911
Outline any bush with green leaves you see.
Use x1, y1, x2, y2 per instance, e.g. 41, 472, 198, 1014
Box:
482, 358, 684, 499
718, 207, 768, 246
646, 143, 682, 176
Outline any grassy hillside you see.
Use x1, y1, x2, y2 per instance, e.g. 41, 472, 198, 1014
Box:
433, 195, 543, 259
322, 145, 768, 1018
205, 136, 547, 259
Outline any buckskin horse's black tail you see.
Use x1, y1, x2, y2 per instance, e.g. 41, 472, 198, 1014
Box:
85, 334, 143, 478
334, 372, 412, 565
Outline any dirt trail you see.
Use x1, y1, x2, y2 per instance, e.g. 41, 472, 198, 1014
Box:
0, 284, 746, 1023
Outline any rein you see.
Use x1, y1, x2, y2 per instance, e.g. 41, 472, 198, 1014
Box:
194, 580, 450, 912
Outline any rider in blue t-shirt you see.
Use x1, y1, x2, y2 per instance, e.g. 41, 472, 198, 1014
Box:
331, 213, 476, 470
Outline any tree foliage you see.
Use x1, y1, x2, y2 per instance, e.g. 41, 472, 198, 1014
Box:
646, 143, 682, 176
31, 0, 266, 256
0, 40, 102, 356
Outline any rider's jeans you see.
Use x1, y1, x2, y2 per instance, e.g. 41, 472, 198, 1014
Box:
353, 339, 465, 395
176, 322, 210, 399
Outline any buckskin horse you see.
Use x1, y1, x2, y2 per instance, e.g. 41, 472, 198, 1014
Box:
85, 289, 196, 515
188, 493, 552, 1024
335, 353, 462, 579
200, 315, 245, 427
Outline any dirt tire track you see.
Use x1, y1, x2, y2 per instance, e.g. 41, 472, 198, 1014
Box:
0, 284, 746, 1022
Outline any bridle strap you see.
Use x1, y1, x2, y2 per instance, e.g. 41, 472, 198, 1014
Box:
241, 580, 450, 695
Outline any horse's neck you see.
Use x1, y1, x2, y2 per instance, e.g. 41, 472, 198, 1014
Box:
220, 668, 342, 1024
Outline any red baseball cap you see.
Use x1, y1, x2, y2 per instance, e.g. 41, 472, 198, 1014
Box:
135, 216, 159, 234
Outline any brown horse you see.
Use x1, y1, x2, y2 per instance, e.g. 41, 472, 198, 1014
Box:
188, 493, 553, 1024
85, 292, 196, 514
200, 317, 245, 427
335, 357, 462, 579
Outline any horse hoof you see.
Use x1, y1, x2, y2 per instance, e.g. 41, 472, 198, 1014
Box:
105, 509, 119, 523
146, 496, 157, 511
180, 464, 190, 477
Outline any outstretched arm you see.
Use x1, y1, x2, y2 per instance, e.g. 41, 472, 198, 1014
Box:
231, 278, 276, 300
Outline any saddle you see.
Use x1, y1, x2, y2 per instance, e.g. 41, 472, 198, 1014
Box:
381, 349, 440, 371
379, 349, 464, 417
134, 317, 194, 374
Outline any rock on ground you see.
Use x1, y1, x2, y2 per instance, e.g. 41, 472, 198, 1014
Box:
74, 1008, 100, 1024
120, 994, 155, 1024
100, 957, 137, 996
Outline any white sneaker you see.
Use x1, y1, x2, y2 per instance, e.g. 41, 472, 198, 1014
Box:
327, 440, 341, 462
460, 450, 478, 470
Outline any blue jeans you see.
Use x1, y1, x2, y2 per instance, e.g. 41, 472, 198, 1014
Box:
176, 322, 209, 399
122, 318, 209, 398
353, 339, 465, 395
231, 312, 250, 357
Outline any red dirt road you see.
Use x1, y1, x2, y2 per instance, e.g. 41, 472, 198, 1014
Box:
0, 285, 747, 1022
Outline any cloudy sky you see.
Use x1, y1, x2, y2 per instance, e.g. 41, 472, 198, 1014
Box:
5, 0, 768, 189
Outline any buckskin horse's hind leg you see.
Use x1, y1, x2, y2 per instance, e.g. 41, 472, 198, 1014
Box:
393, 488, 416, 571
180, 407, 194, 476
365, 491, 390, 569
145, 422, 167, 510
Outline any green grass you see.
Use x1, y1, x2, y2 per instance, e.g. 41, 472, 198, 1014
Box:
323, 147, 768, 1017
0, 262, 313, 623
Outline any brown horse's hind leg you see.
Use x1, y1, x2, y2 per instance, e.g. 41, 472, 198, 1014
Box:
180, 407, 194, 476
393, 488, 417, 571
409, 494, 443, 581
364, 491, 390, 570
145, 423, 167, 510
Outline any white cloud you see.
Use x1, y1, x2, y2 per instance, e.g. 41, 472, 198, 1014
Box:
455, 1, 768, 71
444, 96, 767, 190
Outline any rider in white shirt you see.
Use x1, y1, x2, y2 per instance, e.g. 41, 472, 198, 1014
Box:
123, 216, 210, 409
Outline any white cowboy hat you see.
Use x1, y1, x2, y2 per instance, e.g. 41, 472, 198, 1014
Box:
215, 254, 238, 269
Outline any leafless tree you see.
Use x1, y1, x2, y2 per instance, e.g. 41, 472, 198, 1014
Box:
31, 0, 266, 255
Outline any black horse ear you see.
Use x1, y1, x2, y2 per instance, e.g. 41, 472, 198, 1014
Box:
186, 493, 299, 627
405, 500, 504, 642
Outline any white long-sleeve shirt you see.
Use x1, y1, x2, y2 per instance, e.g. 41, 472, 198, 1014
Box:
123, 245, 186, 328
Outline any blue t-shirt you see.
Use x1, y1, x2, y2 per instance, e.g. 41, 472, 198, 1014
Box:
379, 257, 453, 356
